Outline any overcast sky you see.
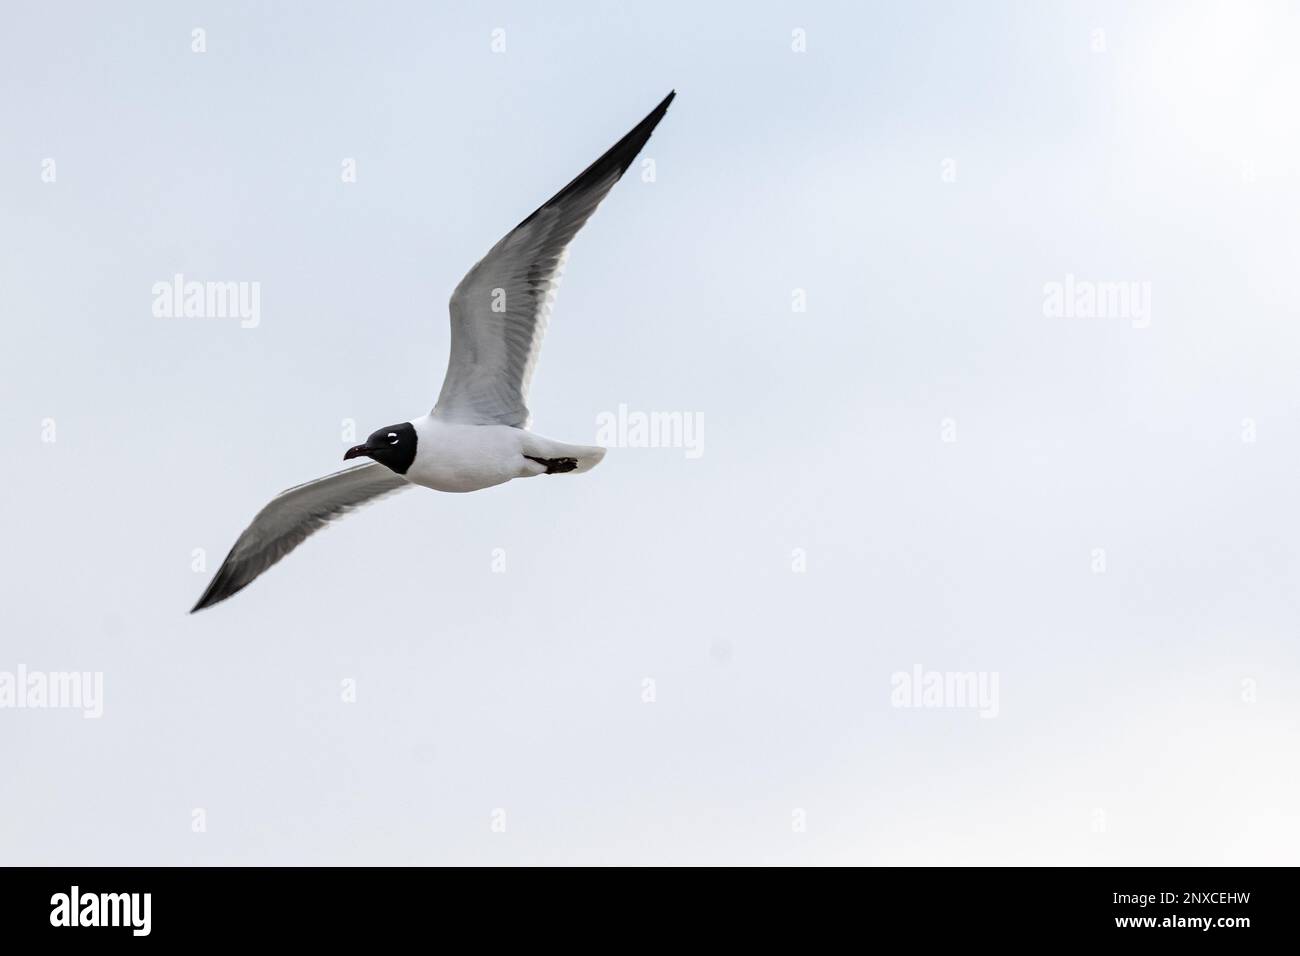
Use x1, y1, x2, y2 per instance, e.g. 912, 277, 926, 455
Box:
2, 0, 1298, 864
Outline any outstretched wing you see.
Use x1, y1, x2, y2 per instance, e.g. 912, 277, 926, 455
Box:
432, 90, 676, 428
191, 463, 410, 612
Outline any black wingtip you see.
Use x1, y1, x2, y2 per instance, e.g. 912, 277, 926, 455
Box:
610, 90, 676, 179
517, 89, 678, 230
189, 560, 246, 614
190, 581, 237, 614
190, 570, 222, 613
190, 585, 218, 614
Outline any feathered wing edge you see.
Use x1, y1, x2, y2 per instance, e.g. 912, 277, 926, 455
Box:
190, 463, 410, 613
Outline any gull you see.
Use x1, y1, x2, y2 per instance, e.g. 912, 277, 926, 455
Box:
191, 91, 676, 612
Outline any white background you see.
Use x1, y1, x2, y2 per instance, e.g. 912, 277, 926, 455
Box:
2, 0, 1297, 864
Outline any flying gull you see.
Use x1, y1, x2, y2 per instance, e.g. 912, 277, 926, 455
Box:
191, 90, 676, 612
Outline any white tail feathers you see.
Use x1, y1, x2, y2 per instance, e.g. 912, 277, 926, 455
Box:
570, 445, 606, 474
521, 433, 607, 475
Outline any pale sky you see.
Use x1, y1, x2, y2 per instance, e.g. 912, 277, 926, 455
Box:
2, 0, 1298, 865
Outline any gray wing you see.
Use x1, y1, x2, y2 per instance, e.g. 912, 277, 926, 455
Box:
191, 463, 410, 612
432, 91, 675, 427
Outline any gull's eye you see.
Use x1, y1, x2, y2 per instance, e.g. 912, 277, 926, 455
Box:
388, 432, 399, 445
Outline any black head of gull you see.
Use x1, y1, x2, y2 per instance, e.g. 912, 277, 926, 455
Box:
344, 422, 418, 474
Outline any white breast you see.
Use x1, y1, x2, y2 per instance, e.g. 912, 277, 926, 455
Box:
405, 415, 528, 493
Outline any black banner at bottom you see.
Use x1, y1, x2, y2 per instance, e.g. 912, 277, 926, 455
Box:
0, 866, 1286, 942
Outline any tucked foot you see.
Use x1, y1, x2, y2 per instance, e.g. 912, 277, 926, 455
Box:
525, 455, 579, 475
